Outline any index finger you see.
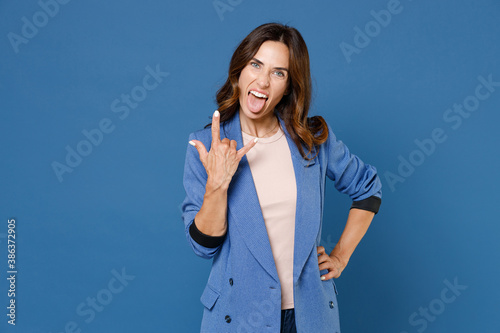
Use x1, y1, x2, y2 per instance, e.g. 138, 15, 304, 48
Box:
211, 110, 220, 147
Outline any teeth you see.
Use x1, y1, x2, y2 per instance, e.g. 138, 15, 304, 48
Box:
250, 90, 268, 99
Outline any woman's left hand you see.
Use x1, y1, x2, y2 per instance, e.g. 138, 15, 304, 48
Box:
317, 246, 348, 281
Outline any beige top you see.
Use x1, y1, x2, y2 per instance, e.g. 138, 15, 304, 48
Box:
242, 123, 297, 310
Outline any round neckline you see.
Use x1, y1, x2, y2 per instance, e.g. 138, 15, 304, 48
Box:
241, 124, 284, 144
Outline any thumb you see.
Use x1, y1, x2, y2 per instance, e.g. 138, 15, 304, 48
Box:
189, 140, 208, 165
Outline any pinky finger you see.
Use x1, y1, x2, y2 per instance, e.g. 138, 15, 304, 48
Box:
237, 137, 259, 158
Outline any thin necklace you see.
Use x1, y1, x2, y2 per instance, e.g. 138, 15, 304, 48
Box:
241, 116, 280, 138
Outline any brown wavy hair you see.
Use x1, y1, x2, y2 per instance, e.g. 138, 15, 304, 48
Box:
206, 22, 329, 160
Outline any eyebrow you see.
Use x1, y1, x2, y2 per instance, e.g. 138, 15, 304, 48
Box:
252, 58, 289, 72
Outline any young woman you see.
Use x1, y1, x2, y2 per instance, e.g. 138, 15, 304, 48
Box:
181, 22, 382, 333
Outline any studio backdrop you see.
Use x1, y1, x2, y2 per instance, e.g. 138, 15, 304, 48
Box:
1, 0, 499, 332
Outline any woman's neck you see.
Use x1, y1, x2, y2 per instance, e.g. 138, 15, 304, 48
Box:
239, 110, 280, 138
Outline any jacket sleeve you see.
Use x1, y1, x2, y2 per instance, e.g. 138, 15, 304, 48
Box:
180, 131, 223, 259
324, 124, 382, 214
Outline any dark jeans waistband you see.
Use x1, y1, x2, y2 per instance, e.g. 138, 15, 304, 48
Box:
280, 308, 296, 333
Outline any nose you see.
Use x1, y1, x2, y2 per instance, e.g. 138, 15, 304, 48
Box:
257, 71, 270, 88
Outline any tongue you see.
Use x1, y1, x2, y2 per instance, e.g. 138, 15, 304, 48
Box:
247, 93, 266, 113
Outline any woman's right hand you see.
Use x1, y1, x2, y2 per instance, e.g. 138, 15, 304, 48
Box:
189, 110, 258, 192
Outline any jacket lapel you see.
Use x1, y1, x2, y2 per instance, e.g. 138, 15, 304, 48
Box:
222, 110, 321, 285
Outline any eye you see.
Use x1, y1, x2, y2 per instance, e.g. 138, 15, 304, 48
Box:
273, 70, 285, 78
251, 62, 260, 69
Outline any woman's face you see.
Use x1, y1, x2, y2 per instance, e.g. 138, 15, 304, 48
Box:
238, 40, 290, 123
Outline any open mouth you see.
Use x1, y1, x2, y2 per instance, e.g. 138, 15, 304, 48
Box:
247, 90, 268, 113
249, 90, 269, 99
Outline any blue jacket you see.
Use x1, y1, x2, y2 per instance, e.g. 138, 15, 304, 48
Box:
181, 110, 382, 332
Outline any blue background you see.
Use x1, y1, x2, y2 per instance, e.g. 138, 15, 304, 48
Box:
1, 0, 499, 332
